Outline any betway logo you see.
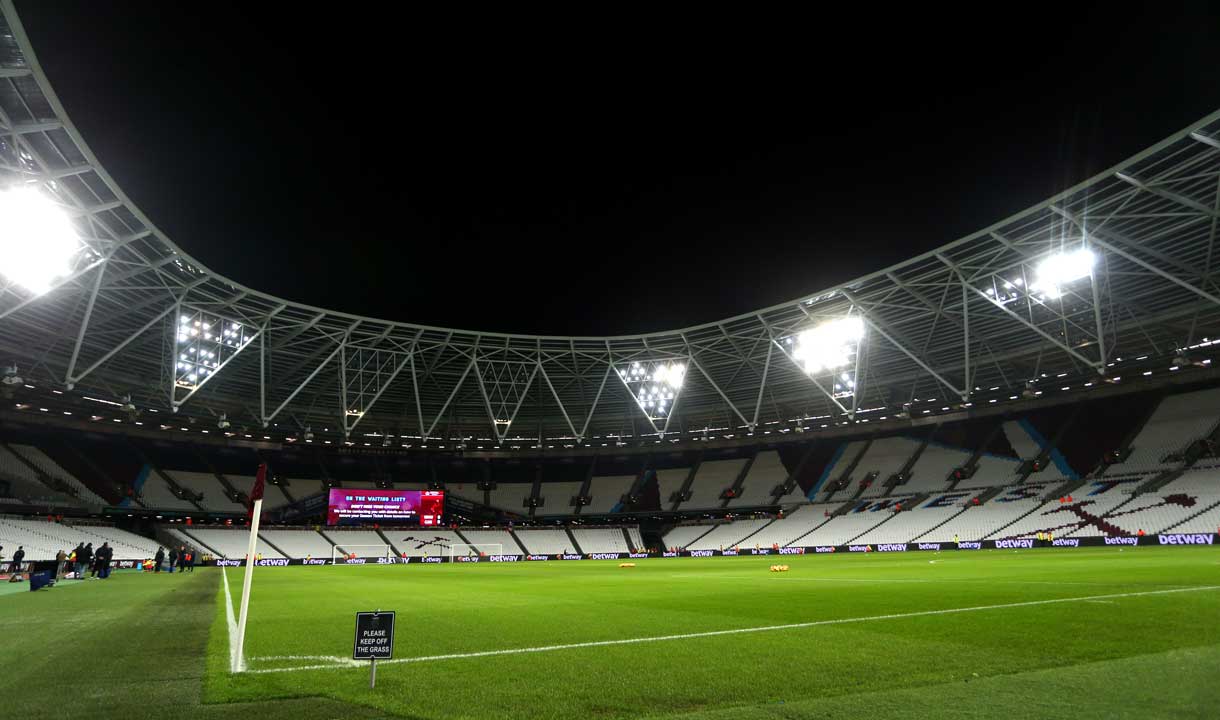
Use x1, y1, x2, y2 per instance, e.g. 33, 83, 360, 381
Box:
916, 543, 941, 551
1051, 538, 1080, 547
525, 555, 550, 561
256, 558, 290, 567
489, 555, 520, 562
1104, 536, 1139, 546
847, 545, 870, 552
813, 546, 836, 553
721, 550, 739, 556
993, 539, 1034, 549
662, 552, 680, 558
748, 549, 772, 555
778, 547, 805, 555
456, 556, 481, 563
689, 550, 715, 558
343, 558, 367, 565
1158, 533, 1214, 545
956, 542, 981, 550
302, 558, 327, 565
420, 556, 443, 563
589, 553, 622, 560
214, 559, 242, 567
627, 553, 649, 559
877, 543, 907, 552
559, 554, 584, 561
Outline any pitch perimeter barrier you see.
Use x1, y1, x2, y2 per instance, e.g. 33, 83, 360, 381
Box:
203, 533, 1217, 566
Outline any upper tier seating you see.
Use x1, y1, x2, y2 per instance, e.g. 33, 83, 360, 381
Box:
536, 482, 583, 516
583, 475, 636, 514
1124, 387, 1220, 473
725, 451, 786, 507
656, 468, 690, 509
682, 459, 748, 509
487, 483, 535, 513
854, 437, 920, 499
10, 444, 105, 505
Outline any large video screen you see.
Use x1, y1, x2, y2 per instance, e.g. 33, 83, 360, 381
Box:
326, 489, 444, 526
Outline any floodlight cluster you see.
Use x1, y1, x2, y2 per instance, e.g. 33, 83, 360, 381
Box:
174, 312, 248, 389
0, 186, 81, 294
619, 361, 685, 417
789, 317, 864, 375
1030, 247, 1095, 299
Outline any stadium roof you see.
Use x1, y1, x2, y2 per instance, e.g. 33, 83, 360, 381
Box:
2, 2, 1220, 450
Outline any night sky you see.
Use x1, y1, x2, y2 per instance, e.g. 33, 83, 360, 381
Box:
15, 3, 1220, 335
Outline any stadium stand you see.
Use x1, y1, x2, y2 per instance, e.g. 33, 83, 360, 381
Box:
259, 529, 335, 558
802, 506, 898, 545
569, 528, 633, 553
1121, 388, 1220, 473
487, 483, 535, 513
853, 499, 965, 544
0, 516, 157, 560
656, 468, 690, 509
661, 523, 717, 550
322, 529, 392, 557
457, 528, 517, 554
685, 518, 773, 550
514, 527, 575, 554
8, 444, 105, 505
743, 506, 831, 547
166, 471, 242, 512
137, 473, 197, 510
902, 443, 970, 494
683, 458, 748, 509
394, 529, 467, 557
185, 527, 285, 559
583, 474, 636, 514
226, 474, 291, 509
725, 451, 785, 507
854, 437, 919, 498
537, 482, 583, 515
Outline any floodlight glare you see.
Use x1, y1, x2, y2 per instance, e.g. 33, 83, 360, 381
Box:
1030, 248, 1095, 299
0, 186, 81, 294
791, 317, 864, 374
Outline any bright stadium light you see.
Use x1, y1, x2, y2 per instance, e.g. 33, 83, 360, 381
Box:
1030, 248, 1095, 300
790, 316, 864, 374
0, 186, 81, 294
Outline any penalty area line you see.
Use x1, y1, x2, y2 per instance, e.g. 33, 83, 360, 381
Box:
241, 585, 1219, 675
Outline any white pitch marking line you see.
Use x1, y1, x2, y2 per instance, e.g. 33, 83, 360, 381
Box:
240, 585, 1219, 675
221, 565, 240, 673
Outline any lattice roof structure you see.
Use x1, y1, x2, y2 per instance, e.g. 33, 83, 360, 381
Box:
2, 2, 1220, 450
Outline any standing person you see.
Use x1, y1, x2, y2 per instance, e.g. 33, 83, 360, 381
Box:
96, 542, 112, 579
8, 546, 24, 574
168, 547, 178, 574
55, 549, 67, 579
183, 548, 194, 572
79, 543, 93, 579
177, 546, 189, 573
154, 547, 165, 574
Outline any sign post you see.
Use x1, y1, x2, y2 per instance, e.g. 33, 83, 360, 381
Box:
353, 610, 395, 689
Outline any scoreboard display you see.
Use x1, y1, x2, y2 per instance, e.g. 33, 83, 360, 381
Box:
326, 489, 444, 526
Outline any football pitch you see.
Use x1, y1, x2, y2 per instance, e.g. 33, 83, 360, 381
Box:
4, 548, 1220, 719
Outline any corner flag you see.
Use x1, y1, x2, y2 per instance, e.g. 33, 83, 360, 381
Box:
234, 462, 269, 672
247, 463, 267, 520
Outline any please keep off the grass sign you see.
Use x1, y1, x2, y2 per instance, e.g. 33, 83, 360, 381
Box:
353, 611, 395, 661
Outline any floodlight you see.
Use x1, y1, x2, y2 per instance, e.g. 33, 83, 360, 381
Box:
1030, 248, 1095, 299
790, 317, 864, 374
0, 186, 81, 294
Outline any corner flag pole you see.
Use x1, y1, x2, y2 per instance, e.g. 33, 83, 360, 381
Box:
234, 463, 268, 672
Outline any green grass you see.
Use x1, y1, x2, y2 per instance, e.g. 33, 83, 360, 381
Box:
4, 548, 1220, 719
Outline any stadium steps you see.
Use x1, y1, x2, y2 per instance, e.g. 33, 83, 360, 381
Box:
909, 506, 971, 541
373, 527, 400, 555
1044, 478, 1087, 502
189, 444, 242, 502
564, 527, 583, 554
257, 532, 290, 558
1, 441, 72, 499
726, 518, 776, 547
177, 527, 222, 558
1135, 469, 1184, 495
783, 514, 837, 547
831, 499, 858, 517
845, 511, 897, 545
718, 451, 756, 509
620, 527, 636, 552
1158, 497, 1220, 533
972, 486, 1007, 505
980, 504, 1046, 540
508, 529, 530, 554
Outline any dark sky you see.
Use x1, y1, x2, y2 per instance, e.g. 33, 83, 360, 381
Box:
15, 3, 1220, 335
